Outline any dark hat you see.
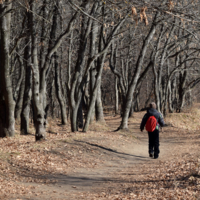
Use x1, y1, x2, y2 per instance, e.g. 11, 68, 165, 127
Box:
149, 102, 156, 109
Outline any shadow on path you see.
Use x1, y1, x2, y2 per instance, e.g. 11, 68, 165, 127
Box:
74, 140, 147, 160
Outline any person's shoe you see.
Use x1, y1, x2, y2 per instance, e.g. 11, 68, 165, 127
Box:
154, 156, 159, 159
149, 153, 153, 158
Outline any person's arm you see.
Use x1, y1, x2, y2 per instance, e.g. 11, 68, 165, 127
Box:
140, 114, 148, 132
158, 113, 165, 127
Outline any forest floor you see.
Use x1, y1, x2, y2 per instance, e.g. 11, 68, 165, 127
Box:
1, 105, 200, 199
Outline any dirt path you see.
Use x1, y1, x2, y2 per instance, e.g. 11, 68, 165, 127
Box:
9, 112, 200, 199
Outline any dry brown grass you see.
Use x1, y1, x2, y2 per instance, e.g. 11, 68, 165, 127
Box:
166, 104, 200, 131
88, 120, 109, 132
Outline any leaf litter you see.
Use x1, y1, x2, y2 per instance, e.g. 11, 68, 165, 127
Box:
0, 109, 200, 199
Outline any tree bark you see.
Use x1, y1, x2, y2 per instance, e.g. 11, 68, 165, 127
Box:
115, 77, 119, 114
30, 0, 46, 140
67, 31, 73, 120
0, 1, 15, 137
95, 76, 104, 122
21, 38, 32, 134
89, 8, 99, 122
21, 8, 32, 135
55, 54, 67, 125
15, 57, 25, 120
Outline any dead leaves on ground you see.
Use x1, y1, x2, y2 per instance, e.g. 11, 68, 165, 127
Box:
78, 154, 200, 199
0, 129, 106, 198
0, 114, 200, 199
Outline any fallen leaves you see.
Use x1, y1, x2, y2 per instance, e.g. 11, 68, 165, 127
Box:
81, 150, 200, 199
0, 113, 199, 199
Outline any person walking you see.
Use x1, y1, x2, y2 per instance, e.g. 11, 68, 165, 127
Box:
140, 102, 165, 159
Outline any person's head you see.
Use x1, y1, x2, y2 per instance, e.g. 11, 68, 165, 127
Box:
149, 102, 156, 109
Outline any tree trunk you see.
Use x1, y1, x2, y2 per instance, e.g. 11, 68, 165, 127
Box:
179, 90, 186, 111
77, 99, 84, 129
39, 0, 49, 71
95, 81, 104, 122
115, 77, 119, 114
129, 101, 134, 117
0, 1, 15, 137
15, 58, 25, 120
55, 54, 67, 125
89, 10, 99, 123
30, 0, 46, 141
21, 15, 32, 135
70, 105, 79, 132
67, 31, 73, 120
21, 47, 32, 134
153, 65, 161, 112
20, 10, 32, 134
90, 67, 96, 122
168, 80, 174, 113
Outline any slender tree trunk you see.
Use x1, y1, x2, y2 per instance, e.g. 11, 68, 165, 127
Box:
129, 101, 134, 117
77, 99, 84, 128
67, 32, 73, 120
153, 64, 161, 112
90, 67, 96, 122
21, 48, 32, 134
115, 77, 119, 114
70, 104, 79, 132
21, 13, 32, 134
14, 57, 24, 102
180, 91, 186, 111
163, 60, 170, 116
95, 82, 104, 121
15, 58, 25, 120
15, 77, 25, 121
168, 83, 173, 113
188, 90, 192, 107
55, 54, 67, 125
89, 12, 99, 122
39, 0, 49, 70
152, 25, 164, 113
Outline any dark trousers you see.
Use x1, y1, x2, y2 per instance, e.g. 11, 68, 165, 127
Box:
148, 129, 160, 158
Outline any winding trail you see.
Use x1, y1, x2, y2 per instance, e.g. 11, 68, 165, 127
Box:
14, 112, 193, 199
